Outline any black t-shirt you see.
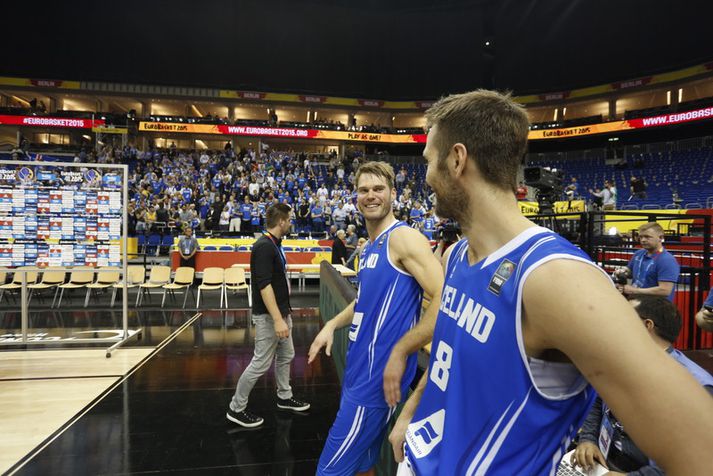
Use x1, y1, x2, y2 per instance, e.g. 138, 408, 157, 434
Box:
298, 202, 310, 218
331, 238, 348, 265
250, 233, 291, 316
156, 207, 169, 223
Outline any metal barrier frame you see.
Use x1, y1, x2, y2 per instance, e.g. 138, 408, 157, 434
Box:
0, 160, 137, 357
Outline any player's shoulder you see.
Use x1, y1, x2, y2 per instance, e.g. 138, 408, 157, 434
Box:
389, 223, 431, 250
390, 222, 423, 237
523, 256, 609, 300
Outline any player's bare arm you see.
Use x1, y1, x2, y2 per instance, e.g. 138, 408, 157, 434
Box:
307, 299, 355, 364
522, 259, 713, 475
383, 226, 445, 406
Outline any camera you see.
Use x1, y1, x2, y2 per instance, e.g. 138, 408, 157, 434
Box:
523, 167, 564, 191
436, 220, 461, 244
523, 166, 564, 215
611, 267, 630, 285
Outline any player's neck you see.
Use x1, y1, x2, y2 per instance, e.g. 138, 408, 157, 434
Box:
366, 214, 397, 242
462, 192, 535, 264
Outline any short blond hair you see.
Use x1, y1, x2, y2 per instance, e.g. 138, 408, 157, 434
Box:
355, 161, 395, 190
639, 222, 664, 238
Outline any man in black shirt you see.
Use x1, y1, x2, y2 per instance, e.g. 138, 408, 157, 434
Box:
156, 203, 169, 226
227, 203, 310, 428
331, 229, 348, 266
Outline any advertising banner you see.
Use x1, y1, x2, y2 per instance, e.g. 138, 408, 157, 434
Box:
0, 115, 105, 129
518, 200, 586, 215
529, 106, 713, 140
139, 122, 427, 143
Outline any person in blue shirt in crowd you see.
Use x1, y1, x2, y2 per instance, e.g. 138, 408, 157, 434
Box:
408, 200, 426, 228
250, 202, 261, 231
616, 222, 680, 301
240, 196, 253, 235
421, 211, 436, 240
571, 295, 713, 475
311, 202, 324, 233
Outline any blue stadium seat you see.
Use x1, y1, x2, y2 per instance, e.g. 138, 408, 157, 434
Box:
160, 235, 174, 255
145, 234, 161, 256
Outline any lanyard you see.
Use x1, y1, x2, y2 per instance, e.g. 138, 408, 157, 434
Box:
634, 249, 660, 285
265, 231, 287, 270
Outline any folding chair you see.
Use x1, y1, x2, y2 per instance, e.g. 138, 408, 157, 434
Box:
0, 267, 39, 304
136, 265, 171, 306
196, 267, 225, 308
0, 266, 38, 302
28, 268, 66, 306
111, 265, 145, 307
84, 267, 121, 307
224, 267, 251, 308
161, 267, 195, 308
55, 268, 95, 308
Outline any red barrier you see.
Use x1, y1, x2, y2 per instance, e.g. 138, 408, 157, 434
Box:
171, 250, 325, 271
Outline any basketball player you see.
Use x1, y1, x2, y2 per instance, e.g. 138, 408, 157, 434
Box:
308, 161, 443, 476
388, 90, 713, 475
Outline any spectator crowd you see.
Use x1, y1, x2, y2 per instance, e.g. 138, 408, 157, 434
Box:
115, 145, 441, 240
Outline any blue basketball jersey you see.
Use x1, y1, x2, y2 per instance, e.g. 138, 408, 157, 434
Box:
405, 227, 600, 475
343, 221, 423, 408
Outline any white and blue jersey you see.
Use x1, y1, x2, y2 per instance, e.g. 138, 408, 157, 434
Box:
318, 220, 423, 476
343, 220, 423, 407
405, 227, 601, 476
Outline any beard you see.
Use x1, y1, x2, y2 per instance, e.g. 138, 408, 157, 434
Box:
432, 163, 470, 224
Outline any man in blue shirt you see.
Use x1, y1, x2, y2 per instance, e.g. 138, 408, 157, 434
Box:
421, 211, 436, 240
619, 222, 680, 301
240, 196, 253, 235
311, 203, 324, 233
571, 296, 713, 474
408, 201, 425, 229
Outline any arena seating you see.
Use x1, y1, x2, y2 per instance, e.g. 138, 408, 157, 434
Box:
528, 146, 713, 209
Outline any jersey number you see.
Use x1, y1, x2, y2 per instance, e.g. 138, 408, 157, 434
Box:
430, 341, 453, 391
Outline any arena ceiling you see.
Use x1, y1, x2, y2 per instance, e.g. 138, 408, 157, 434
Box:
4, 0, 713, 100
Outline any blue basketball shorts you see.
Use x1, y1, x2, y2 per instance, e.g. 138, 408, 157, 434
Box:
317, 399, 396, 475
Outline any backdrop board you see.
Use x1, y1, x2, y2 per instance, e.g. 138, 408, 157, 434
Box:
0, 160, 134, 357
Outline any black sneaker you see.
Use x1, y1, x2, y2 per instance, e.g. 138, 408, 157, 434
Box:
226, 408, 264, 428
277, 397, 310, 412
